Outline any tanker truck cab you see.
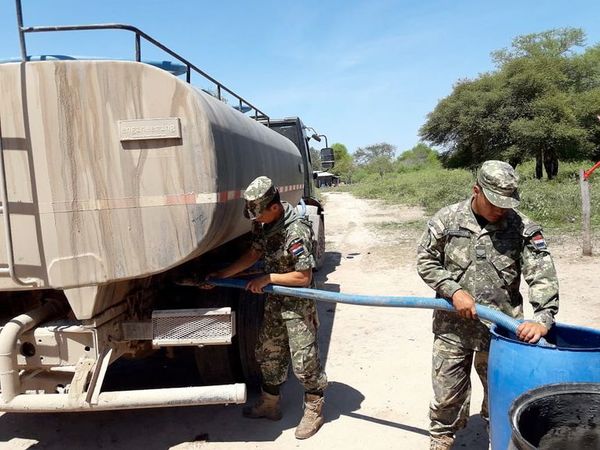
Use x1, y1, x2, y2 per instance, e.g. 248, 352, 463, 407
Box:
263, 117, 320, 200
0, 2, 329, 413
264, 117, 332, 269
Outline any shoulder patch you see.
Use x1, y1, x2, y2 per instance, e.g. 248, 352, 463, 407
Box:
531, 233, 548, 250
287, 238, 306, 257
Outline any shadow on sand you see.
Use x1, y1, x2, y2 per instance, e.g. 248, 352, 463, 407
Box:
0, 250, 432, 448
453, 413, 490, 449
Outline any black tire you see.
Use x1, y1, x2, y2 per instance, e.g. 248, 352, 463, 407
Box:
315, 215, 326, 270
194, 344, 240, 385
193, 287, 243, 385
236, 289, 265, 389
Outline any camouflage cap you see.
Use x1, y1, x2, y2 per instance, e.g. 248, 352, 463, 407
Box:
243, 176, 278, 219
477, 160, 520, 208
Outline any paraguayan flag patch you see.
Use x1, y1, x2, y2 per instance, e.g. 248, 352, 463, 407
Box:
288, 238, 305, 257
532, 233, 547, 250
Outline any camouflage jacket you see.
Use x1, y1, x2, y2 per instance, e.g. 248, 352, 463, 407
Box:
416, 198, 559, 349
251, 202, 316, 274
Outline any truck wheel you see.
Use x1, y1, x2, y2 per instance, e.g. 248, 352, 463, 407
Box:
193, 288, 242, 385
315, 216, 326, 270
194, 344, 240, 385
236, 290, 265, 389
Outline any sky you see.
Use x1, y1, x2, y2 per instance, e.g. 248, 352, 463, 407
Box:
1, 0, 600, 156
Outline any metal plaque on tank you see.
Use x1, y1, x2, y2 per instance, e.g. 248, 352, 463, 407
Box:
118, 117, 181, 141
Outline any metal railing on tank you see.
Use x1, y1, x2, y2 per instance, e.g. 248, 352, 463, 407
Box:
13, 0, 269, 123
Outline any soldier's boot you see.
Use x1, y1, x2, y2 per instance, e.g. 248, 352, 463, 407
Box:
242, 391, 282, 421
295, 393, 324, 440
429, 434, 454, 450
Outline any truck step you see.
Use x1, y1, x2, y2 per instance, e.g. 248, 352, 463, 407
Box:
151, 307, 235, 347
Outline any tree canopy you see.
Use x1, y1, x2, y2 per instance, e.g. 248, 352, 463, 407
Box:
396, 143, 440, 170
309, 147, 321, 171
330, 143, 354, 183
354, 142, 396, 177
420, 28, 600, 179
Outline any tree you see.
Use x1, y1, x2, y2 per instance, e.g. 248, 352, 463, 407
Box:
354, 142, 396, 177
491, 28, 585, 64
396, 143, 440, 170
330, 143, 355, 183
420, 28, 600, 179
508, 91, 591, 178
309, 147, 321, 171
420, 73, 509, 169
570, 44, 600, 159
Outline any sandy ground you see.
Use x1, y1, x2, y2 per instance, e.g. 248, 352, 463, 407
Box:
1, 191, 599, 450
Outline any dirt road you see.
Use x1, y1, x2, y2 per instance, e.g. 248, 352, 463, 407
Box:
1, 191, 599, 450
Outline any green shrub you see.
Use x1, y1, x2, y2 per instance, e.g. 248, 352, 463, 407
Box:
515, 160, 599, 229
518, 179, 600, 230
516, 160, 597, 183
349, 167, 474, 213
348, 160, 600, 230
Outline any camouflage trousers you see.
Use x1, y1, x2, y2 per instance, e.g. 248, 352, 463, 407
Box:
429, 336, 489, 437
255, 294, 328, 393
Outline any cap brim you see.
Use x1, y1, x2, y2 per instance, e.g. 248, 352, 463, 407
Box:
482, 186, 520, 209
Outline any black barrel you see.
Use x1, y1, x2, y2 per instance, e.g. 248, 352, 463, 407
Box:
509, 383, 600, 450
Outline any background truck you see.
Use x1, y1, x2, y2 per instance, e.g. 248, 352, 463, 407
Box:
0, 1, 332, 412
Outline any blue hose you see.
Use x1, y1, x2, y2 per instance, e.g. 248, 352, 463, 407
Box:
209, 278, 550, 346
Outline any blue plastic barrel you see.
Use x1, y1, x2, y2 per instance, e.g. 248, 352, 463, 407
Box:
488, 323, 600, 450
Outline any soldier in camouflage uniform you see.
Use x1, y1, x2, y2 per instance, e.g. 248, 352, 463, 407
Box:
416, 161, 559, 450
208, 176, 327, 440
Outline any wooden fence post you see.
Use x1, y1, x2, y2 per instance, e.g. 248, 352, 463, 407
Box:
580, 168, 592, 256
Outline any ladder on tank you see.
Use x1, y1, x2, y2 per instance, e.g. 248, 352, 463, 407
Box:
0, 118, 38, 287
13, 0, 270, 123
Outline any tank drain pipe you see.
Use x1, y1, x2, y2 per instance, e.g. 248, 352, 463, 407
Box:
209, 278, 550, 345
0, 299, 65, 402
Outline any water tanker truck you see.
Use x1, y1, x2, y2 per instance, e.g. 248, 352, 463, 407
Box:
0, 4, 331, 412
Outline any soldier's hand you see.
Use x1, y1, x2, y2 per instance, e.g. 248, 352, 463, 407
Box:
451, 289, 478, 320
246, 275, 270, 294
197, 271, 225, 290
176, 273, 214, 289
516, 321, 548, 343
